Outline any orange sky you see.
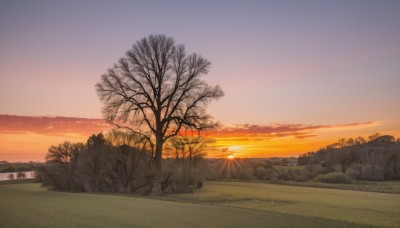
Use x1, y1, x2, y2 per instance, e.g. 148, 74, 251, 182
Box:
1, 2, 400, 161
1, 115, 398, 161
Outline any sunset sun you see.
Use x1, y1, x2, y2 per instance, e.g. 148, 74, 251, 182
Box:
227, 154, 235, 159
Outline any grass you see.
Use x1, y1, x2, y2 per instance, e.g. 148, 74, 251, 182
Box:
0, 179, 35, 185
217, 178, 400, 194
1, 182, 399, 227
164, 181, 400, 227
271, 180, 400, 194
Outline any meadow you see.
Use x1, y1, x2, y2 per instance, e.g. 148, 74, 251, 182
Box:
1, 181, 399, 227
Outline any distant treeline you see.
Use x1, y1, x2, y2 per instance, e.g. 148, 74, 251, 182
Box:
204, 134, 400, 184
297, 134, 400, 181
38, 130, 209, 194
0, 161, 40, 173
38, 132, 400, 194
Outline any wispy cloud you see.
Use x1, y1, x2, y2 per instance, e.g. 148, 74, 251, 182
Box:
212, 122, 379, 139
0, 115, 111, 137
0, 115, 385, 160
0, 115, 379, 140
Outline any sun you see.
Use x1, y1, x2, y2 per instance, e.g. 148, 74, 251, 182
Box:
227, 154, 235, 159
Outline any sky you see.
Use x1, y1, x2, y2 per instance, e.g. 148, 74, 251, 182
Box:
1, 0, 399, 161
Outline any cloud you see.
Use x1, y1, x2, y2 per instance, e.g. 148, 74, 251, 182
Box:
0, 114, 379, 140
212, 121, 378, 139
0, 115, 111, 137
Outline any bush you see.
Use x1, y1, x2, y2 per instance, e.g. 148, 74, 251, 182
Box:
277, 167, 311, 182
256, 167, 266, 179
314, 172, 351, 184
2, 167, 15, 173
306, 165, 325, 179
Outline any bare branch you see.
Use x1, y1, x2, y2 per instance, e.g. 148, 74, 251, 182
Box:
96, 34, 224, 194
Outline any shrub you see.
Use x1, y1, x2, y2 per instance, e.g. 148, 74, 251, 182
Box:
277, 167, 311, 182
3, 167, 15, 173
306, 164, 325, 179
314, 172, 351, 184
256, 167, 266, 179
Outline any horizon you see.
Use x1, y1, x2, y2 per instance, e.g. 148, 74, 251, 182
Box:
0, 114, 397, 162
1, 0, 400, 162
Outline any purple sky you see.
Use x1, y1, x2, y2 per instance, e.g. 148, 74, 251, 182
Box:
1, 0, 399, 128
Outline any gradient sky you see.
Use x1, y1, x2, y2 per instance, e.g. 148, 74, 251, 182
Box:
1, 1, 399, 161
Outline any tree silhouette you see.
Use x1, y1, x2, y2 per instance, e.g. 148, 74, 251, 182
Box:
166, 135, 212, 177
83, 133, 107, 191
96, 34, 224, 195
45, 141, 85, 190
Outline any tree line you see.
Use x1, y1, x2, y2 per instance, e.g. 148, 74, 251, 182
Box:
38, 130, 210, 194
297, 134, 400, 181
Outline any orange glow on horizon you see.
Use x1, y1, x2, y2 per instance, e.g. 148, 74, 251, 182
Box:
0, 115, 399, 162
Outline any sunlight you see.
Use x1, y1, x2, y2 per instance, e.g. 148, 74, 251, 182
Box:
227, 154, 235, 159
228, 145, 243, 151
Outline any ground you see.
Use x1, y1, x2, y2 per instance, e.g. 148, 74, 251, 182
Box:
1, 181, 399, 227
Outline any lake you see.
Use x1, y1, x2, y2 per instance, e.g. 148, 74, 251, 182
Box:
0, 171, 35, 181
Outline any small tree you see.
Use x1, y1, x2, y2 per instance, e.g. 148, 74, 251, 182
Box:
80, 133, 108, 192
355, 137, 366, 145
45, 141, 85, 190
96, 34, 224, 195
17, 172, 26, 180
8, 173, 15, 180
368, 133, 381, 142
166, 135, 212, 182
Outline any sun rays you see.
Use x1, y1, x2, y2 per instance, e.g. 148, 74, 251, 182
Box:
215, 157, 246, 179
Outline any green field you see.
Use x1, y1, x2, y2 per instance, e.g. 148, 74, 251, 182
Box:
1, 182, 399, 227
269, 180, 400, 194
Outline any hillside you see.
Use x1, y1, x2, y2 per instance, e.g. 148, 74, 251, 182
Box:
298, 135, 400, 181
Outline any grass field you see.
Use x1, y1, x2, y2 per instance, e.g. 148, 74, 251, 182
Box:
269, 180, 400, 194
1, 182, 399, 227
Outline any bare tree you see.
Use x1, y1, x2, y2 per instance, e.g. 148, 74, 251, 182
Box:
182, 136, 212, 176
45, 141, 85, 190
96, 34, 224, 195
166, 135, 213, 176
106, 129, 150, 150
337, 138, 346, 148
354, 137, 366, 145
166, 136, 186, 160
368, 133, 381, 142
104, 130, 153, 192
45, 141, 74, 166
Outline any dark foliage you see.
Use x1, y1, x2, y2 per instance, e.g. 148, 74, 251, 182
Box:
297, 134, 400, 181
38, 131, 209, 194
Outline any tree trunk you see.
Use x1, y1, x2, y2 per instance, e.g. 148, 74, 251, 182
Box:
151, 136, 163, 195
189, 148, 193, 178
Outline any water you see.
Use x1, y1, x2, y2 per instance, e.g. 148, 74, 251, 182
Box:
0, 171, 35, 181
